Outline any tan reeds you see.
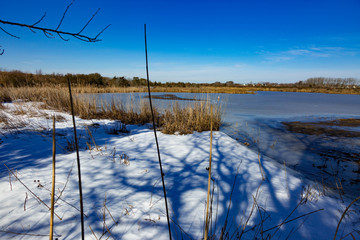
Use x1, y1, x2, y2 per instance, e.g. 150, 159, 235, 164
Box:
2, 86, 221, 134
161, 100, 221, 134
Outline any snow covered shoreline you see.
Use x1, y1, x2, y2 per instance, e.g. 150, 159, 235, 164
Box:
0, 102, 359, 239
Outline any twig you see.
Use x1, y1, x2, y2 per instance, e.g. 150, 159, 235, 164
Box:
89, 225, 99, 240
270, 197, 303, 237
102, 194, 107, 233
0, 26, 20, 39
55, 160, 74, 204
105, 205, 118, 225
57, 32, 69, 41
262, 208, 324, 234
24, 192, 28, 211
209, 178, 217, 238
78, 8, 100, 34
43, 30, 54, 39
103, 221, 115, 240
334, 195, 360, 240
98, 222, 117, 240
339, 231, 360, 240
56, 0, 74, 30
252, 196, 265, 238
220, 168, 240, 240
166, 212, 193, 240
8, 171, 12, 190
149, 177, 161, 207
32, 12, 47, 26
257, 151, 265, 181
237, 183, 262, 239
4, 164, 62, 220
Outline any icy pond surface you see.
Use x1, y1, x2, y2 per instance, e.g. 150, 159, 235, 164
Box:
82, 91, 360, 197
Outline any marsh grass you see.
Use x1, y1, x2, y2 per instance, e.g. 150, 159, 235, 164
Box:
1, 87, 221, 133
72, 85, 255, 94
202, 180, 326, 240
67, 85, 360, 95
0, 111, 8, 124
161, 101, 221, 134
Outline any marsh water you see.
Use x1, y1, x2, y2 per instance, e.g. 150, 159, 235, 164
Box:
82, 91, 360, 197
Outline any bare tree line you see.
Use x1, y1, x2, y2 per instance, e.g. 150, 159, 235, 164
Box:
299, 77, 359, 88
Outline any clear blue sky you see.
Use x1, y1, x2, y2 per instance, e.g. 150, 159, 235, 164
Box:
1, 0, 360, 83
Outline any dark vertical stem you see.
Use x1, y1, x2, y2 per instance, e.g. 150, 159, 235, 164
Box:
204, 105, 213, 240
144, 24, 172, 240
67, 78, 85, 240
49, 116, 56, 240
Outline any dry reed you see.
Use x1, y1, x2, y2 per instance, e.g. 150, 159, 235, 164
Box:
160, 101, 221, 134
1, 87, 221, 134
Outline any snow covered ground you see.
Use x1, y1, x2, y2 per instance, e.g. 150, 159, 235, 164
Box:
0, 102, 359, 239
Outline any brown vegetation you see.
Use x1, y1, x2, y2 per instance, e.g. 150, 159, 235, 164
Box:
0, 87, 221, 134
161, 101, 221, 134
1, 70, 359, 95
282, 119, 360, 137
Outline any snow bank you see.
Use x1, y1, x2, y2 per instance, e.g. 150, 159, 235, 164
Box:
0, 102, 359, 239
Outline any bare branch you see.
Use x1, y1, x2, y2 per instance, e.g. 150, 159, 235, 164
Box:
0, 19, 109, 42
0, 1, 110, 55
32, 12, 47, 26
56, 0, 75, 31
0, 26, 20, 39
78, 8, 100, 34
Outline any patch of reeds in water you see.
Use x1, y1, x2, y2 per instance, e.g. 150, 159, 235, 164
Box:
0, 87, 221, 134
161, 101, 221, 134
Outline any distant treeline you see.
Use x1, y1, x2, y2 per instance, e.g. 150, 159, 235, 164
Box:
297, 77, 359, 88
0, 70, 148, 87
0, 70, 359, 89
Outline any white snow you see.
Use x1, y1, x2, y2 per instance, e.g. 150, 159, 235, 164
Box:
0, 102, 359, 239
